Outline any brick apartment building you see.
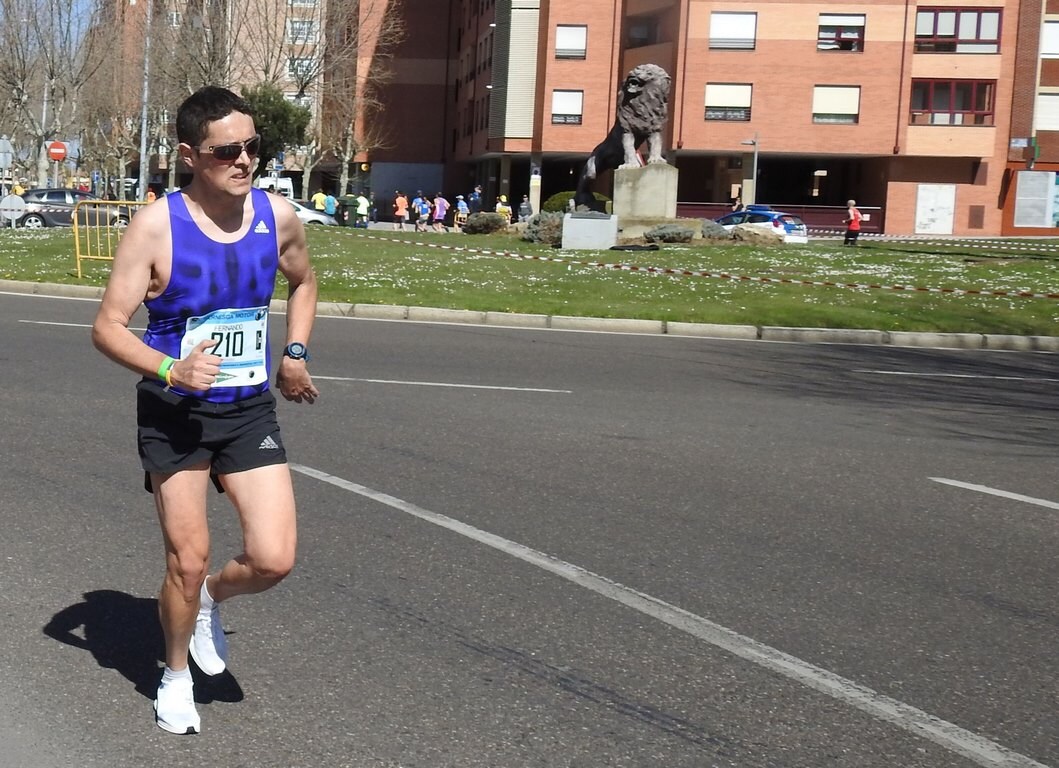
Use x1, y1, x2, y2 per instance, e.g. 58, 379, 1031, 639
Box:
1002, 0, 1059, 234
365, 0, 1057, 236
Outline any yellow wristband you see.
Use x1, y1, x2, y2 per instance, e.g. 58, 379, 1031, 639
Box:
157, 356, 175, 382
164, 366, 174, 388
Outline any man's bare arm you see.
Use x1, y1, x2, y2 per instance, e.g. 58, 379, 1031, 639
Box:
272, 196, 319, 403
91, 201, 221, 391
92, 203, 169, 376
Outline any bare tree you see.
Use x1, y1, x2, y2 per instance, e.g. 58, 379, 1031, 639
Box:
0, 0, 108, 187
20, 0, 405, 197
78, 0, 149, 197
301, 0, 404, 194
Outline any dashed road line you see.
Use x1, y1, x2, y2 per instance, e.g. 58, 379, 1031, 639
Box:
930, 478, 1059, 511
314, 374, 571, 393
292, 462, 1050, 768
855, 369, 1059, 383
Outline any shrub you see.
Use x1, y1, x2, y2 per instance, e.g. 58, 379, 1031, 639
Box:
462, 212, 509, 234
542, 190, 610, 213
700, 219, 732, 240
521, 211, 565, 246
643, 223, 695, 243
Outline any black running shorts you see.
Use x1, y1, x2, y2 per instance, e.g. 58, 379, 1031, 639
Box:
136, 381, 287, 493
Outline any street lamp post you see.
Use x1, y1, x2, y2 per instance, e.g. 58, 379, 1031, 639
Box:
132, 0, 153, 201
740, 132, 759, 205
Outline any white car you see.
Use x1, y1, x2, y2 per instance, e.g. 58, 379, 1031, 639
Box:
715, 205, 809, 244
288, 199, 337, 226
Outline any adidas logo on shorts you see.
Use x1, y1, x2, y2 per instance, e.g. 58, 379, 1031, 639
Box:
258, 435, 280, 450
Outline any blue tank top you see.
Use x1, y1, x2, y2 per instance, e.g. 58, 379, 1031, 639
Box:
142, 188, 279, 403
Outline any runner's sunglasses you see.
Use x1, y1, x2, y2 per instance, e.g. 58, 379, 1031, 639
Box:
196, 134, 262, 162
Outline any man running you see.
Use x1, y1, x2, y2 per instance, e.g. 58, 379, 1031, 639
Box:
91, 85, 319, 735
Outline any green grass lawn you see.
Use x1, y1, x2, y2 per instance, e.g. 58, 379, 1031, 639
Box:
2, 225, 1057, 335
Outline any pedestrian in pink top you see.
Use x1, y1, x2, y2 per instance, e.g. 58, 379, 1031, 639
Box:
432, 193, 450, 232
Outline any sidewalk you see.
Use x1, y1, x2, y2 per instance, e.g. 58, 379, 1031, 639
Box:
3, 279, 1056, 352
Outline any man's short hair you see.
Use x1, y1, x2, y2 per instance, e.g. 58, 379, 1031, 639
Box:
176, 86, 253, 147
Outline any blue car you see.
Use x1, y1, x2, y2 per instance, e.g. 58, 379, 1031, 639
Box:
715, 204, 809, 243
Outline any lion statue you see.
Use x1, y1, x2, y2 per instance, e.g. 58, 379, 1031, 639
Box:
575, 63, 672, 208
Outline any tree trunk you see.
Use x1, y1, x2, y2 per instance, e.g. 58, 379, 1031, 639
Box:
36, 144, 50, 188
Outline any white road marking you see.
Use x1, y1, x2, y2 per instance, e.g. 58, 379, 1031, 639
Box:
930, 477, 1059, 511
292, 462, 1049, 768
0, 291, 98, 302
19, 320, 92, 329
16, 324, 563, 396
313, 374, 571, 394
18, 319, 148, 332
855, 369, 1059, 383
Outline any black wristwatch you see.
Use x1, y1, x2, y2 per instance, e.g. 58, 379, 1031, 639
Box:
283, 342, 310, 361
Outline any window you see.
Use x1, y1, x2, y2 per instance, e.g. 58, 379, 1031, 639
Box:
555, 25, 587, 59
627, 17, 659, 48
289, 0, 317, 6
1034, 91, 1059, 131
709, 12, 756, 50
551, 89, 583, 124
817, 14, 865, 51
910, 79, 995, 125
1042, 21, 1059, 58
288, 57, 314, 78
812, 86, 860, 123
914, 9, 1000, 53
288, 19, 317, 43
166, 10, 181, 26
705, 83, 752, 121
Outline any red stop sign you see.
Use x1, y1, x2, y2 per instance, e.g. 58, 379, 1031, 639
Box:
47, 141, 67, 161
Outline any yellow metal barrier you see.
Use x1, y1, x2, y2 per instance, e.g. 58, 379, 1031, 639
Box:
73, 200, 146, 278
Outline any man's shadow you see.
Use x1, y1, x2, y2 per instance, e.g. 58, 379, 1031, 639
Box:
44, 589, 243, 703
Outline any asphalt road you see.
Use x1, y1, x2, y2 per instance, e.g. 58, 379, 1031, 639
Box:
0, 290, 1055, 768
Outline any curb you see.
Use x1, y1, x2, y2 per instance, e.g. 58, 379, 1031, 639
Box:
3, 279, 1056, 353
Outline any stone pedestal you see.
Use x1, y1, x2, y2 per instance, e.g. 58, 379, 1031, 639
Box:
562, 212, 618, 250
613, 164, 678, 219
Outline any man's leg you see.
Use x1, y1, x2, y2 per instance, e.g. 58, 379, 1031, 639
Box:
211, 463, 297, 604
185, 463, 295, 678
152, 464, 212, 734
153, 465, 212, 670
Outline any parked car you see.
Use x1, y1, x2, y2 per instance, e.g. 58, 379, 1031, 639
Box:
19, 188, 133, 229
714, 204, 809, 244
289, 199, 337, 226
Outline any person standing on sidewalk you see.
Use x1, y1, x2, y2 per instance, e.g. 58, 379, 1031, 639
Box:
843, 199, 863, 246
91, 85, 319, 735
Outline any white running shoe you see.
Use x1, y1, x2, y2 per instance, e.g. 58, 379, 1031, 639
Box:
189, 580, 228, 675
154, 677, 200, 735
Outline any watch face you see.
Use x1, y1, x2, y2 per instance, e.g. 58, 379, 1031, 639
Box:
285, 342, 307, 359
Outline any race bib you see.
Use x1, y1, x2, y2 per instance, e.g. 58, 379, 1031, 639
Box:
180, 306, 269, 388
